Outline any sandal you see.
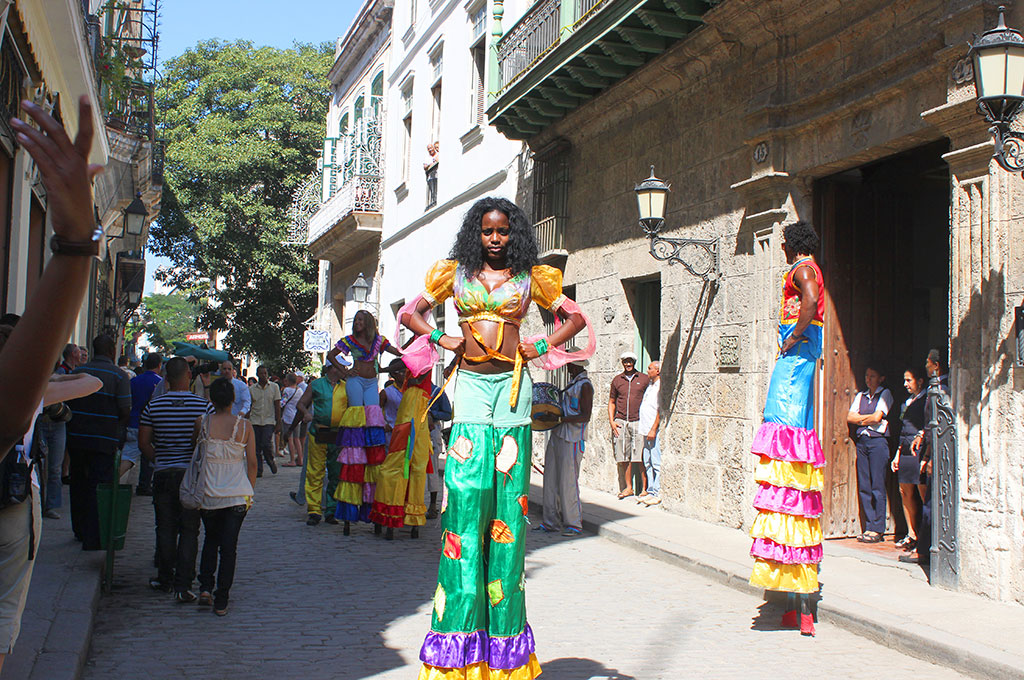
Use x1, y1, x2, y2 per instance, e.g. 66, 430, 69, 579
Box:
617, 491, 634, 499
894, 536, 915, 549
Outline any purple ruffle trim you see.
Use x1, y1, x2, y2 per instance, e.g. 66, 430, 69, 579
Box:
753, 483, 823, 518
419, 624, 535, 670
337, 427, 387, 448
752, 422, 825, 467
750, 537, 823, 564
337, 447, 368, 465
365, 405, 385, 428
362, 483, 375, 503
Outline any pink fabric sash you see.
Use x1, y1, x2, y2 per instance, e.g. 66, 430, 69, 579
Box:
521, 297, 596, 370
392, 294, 439, 377
753, 483, 823, 518
750, 537, 823, 565
751, 421, 826, 467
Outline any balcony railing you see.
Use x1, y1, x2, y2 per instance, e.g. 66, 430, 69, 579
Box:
534, 215, 566, 255
307, 173, 383, 244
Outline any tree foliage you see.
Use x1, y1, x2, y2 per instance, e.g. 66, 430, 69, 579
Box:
133, 293, 201, 354
151, 40, 331, 368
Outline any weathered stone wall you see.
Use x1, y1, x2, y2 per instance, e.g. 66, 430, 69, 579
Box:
519, 0, 1024, 602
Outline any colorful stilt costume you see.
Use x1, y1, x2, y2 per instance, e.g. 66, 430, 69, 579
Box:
370, 371, 433, 528
394, 260, 596, 680
304, 375, 347, 516
333, 335, 391, 522
749, 257, 826, 595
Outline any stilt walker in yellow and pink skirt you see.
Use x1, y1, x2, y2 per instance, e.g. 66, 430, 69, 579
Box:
749, 221, 825, 637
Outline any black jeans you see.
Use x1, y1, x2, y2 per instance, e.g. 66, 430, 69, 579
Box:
198, 505, 248, 606
68, 448, 115, 550
253, 424, 275, 474
152, 469, 200, 592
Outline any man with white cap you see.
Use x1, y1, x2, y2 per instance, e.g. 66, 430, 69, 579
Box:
608, 351, 650, 499
536, 351, 593, 536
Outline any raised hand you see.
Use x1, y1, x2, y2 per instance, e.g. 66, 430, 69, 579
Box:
10, 96, 104, 243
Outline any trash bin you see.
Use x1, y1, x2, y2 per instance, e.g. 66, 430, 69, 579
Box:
97, 482, 132, 550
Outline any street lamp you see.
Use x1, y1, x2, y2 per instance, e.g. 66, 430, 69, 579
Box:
634, 166, 720, 282
970, 6, 1024, 172
350, 273, 370, 304
123, 193, 148, 236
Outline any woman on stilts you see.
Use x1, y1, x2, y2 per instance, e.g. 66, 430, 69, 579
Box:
397, 196, 595, 679
749, 220, 825, 637
327, 309, 401, 535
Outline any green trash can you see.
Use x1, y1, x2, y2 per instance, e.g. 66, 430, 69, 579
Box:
97, 482, 132, 550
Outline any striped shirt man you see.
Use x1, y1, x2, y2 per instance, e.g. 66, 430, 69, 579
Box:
67, 355, 132, 453
140, 391, 213, 471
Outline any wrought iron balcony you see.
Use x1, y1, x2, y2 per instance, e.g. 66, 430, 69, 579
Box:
307, 173, 383, 245
490, 0, 714, 140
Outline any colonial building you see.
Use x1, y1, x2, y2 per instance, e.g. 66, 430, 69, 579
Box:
306, 0, 392, 339
485, 0, 1024, 604
0, 0, 161, 349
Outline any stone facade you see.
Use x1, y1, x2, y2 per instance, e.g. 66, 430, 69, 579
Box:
514, 0, 1024, 603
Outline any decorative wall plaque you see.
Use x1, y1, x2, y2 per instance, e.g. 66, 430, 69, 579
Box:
752, 141, 769, 164
719, 334, 740, 368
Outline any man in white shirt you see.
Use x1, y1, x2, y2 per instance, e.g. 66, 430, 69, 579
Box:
637, 361, 662, 506
846, 365, 893, 543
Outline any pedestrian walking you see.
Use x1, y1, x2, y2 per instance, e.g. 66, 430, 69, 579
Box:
138, 357, 214, 601
749, 220, 825, 637
537, 353, 593, 535
396, 196, 594, 679
248, 365, 281, 476
128, 352, 163, 497
847, 364, 893, 543
608, 351, 650, 499
280, 373, 304, 467
638, 361, 662, 507
194, 378, 256, 616
218, 360, 250, 418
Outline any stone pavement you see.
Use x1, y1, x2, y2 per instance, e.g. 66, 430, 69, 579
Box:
535, 482, 1024, 680
80, 467, 970, 680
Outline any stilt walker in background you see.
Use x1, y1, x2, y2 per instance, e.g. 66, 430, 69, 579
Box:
396, 197, 595, 680
370, 364, 433, 539
292, 363, 347, 527
749, 220, 826, 637
328, 310, 401, 533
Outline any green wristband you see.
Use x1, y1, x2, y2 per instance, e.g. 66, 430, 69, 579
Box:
429, 329, 445, 345
534, 338, 549, 355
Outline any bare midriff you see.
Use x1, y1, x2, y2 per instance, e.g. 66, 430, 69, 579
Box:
349, 359, 377, 379
458, 318, 521, 374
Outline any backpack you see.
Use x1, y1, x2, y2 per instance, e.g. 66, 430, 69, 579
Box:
179, 415, 208, 510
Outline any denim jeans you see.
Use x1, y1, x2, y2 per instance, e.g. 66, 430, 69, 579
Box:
152, 469, 200, 592
198, 505, 247, 607
642, 434, 661, 497
35, 418, 66, 511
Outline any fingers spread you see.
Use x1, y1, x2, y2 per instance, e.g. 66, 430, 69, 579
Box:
21, 100, 76, 158
73, 95, 95, 159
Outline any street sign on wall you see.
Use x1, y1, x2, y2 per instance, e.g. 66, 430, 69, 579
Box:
186, 332, 209, 342
303, 330, 331, 352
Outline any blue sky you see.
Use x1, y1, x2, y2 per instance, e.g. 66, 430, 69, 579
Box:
145, 0, 361, 293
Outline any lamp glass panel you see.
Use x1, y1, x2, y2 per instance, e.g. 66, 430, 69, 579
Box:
125, 212, 146, 236
976, 46, 1009, 97
649, 189, 667, 220
1005, 45, 1024, 96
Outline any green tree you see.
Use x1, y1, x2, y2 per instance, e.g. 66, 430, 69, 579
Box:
133, 293, 201, 353
150, 40, 331, 368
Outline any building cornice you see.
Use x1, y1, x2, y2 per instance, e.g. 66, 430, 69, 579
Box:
329, 0, 394, 86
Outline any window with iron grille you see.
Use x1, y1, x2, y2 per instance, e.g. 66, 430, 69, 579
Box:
470, 44, 486, 126
532, 143, 571, 224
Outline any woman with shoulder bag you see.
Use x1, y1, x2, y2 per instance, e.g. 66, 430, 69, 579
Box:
191, 378, 256, 616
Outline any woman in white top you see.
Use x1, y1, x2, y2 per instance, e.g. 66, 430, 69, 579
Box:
191, 378, 256, 616
279, 373, 303, 468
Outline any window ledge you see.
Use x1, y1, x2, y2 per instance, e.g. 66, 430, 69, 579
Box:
395, 182, 409, 202
460, 125, 484, 153
402, 24, 416, 48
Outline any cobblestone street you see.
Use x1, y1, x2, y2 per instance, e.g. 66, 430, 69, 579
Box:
83, 467, 967, 680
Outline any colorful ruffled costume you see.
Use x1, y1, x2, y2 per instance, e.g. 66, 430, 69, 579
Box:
370, 370, 433, 528
392, 260, 595, 680
749, 257, 826, 594
333, 335, 391, 523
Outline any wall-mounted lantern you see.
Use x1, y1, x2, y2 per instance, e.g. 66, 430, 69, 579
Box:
970, 6, 1024, 172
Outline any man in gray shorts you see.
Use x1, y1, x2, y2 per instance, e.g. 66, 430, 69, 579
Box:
608, 351, 650, 499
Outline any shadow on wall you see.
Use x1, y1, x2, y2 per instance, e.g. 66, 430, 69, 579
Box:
661, 280, 718, 426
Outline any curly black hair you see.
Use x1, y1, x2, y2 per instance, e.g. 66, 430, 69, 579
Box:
449, 197, 538, 277
783, 220, 820, 256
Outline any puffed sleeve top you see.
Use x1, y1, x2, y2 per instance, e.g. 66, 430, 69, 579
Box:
422, 259, 566, 324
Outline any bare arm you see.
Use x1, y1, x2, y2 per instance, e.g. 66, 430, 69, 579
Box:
608, 395, 620, 436
44, 374, 102, 406
243, 422, 258, 487
139, 425, 155, 462
402, 298, 465, 354
0, 97, 104, 457
518, 305, 585, 360
326, 346, 350, 373
780, 265, 819, 355
647, 410, 660, 440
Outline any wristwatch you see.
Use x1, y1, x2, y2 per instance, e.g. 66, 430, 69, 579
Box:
50, 226, 103, 256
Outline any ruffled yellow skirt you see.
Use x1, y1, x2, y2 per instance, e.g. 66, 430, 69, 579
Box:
418, 655, 542, 680
750, 559, 819, 593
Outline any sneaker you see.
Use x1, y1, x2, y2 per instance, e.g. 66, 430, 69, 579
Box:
174, 590, 198, 604
43, 509, 61, 520
267, 457, 278, 474
643, 496, 662, 506
306, 513, 322, 526
149, 578, 173, 593
532, 524, 557, 533
324, 515, 339, 525
198, 591, 213, 606
561, 527, 582, 537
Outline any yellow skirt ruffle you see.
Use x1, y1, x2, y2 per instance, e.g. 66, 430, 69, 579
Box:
754, 457, 824, 492
418, 655, 542, 680
750, 558, 819, 593
339, 406, 368, 428
750, 510, 822, 547
333, 480, 363, 505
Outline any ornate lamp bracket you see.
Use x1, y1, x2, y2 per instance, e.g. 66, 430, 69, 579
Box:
643, 222, 720, 283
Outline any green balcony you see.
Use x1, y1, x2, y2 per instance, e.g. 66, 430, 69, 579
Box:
488, 0, 714, 140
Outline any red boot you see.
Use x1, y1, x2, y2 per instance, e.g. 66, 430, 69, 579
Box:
800, 613, 816, 637
780, 610, 798, 628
